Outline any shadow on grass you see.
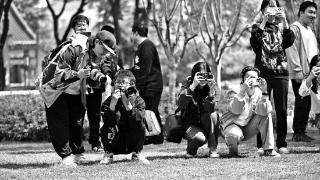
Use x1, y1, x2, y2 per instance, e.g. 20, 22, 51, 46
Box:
8, 150, 54, 155
0, 163, 52, 169
287, 150, 320, 154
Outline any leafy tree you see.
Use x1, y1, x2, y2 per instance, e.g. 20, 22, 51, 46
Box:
46, 0, 87, 45
0, 0, 14, 91
149, 0, 198, 111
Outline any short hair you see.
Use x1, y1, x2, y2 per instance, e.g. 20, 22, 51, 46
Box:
115, 70, 136, 84
240, 66, 260, 83
132, 23, 148, 37
71, 14, 89, 29
101, 24, 115, 35
260, 0, 280, 12
298, 1, 317, 17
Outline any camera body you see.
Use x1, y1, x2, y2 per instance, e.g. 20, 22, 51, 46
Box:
250, 77, 263, 87
87, 63, 107, 83
198, 72, 214, 81
266, 7, 284, 16
117, 86, 137, 97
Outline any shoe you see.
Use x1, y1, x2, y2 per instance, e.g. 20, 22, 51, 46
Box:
257, 148, 264, 156
185, 153, 196, 158
209, 151, 220, 158
228, 143, 239, 157
132, 153, 150, 164
100, 153, 113, 164
92, 146, 104, 152
278, 147, 289, 154
261, 150, 281, 157
292, 133, 313, 142
74, 153, 85, 163
61, 155, 77, 168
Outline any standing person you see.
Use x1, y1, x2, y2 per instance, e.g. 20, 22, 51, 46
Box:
130, 24, 164, 144
220, 66, 281, 157
299, 55, 320, 134
44, 31, 114, 167
250, 0, 295, 154
177, 62, 220, 158
286, 1, 318, 142
100, 70, 150, 164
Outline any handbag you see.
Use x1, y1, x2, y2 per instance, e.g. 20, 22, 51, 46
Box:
144, 110, 161, 137
164, 108, 185, 143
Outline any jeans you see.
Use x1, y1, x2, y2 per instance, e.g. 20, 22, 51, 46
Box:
291, 79, 311, 134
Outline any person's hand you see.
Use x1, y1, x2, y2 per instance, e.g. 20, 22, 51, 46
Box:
190, 72, 204, 91
77, 68, 90, 79
262, 12, 270, 22
110, 89, 121, 111
239, 77, 255, 97
120, 91, 133, 111
255, 77, 267, 93
309, 66, 320, 79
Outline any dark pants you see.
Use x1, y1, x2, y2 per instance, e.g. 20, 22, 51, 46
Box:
101, 123, 145, 154
46, 93, 85, 158
291, 79, 311, 134
185, 112, 219, 155
257, 78, 288, 149
140, 90, 163, 143
86, 92, 102, 147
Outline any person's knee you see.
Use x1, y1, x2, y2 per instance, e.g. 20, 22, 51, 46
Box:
224, 127, 243, 145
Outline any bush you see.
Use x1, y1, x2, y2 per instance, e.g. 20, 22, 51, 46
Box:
0, 94, 48, 141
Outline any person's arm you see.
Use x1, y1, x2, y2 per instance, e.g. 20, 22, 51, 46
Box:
285, 25, 303, 78
101, 97, 118, 126
126, 95, 146, 122
282, 28, 295, 49
250, 24, 264, 54
133, 42, 155, 89
255, 95, 273, 116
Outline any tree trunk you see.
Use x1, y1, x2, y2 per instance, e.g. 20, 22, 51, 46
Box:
168, 64, 177, 112
211, 60, 221, 88
111, 0, 122, 43
0, 49, 5, 91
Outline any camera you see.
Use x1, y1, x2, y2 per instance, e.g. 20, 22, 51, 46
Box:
198, 72, 214, 81
117, 86, 137, 97
266, 7, 284, 16
250, 77, 263, 87
86, 63, 107, 83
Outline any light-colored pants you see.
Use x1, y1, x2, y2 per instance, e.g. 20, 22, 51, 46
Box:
223, 114, 275, 153
185, 112, 219, 155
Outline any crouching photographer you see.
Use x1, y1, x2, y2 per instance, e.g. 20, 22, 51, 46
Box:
100, 70, 150, 164
84, 30, 118, 152
177, 62, 220, 158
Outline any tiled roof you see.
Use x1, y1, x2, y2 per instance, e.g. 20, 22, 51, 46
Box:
7, 4, 36, 42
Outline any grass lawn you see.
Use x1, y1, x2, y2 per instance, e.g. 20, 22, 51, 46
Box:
0, 128, 320, 180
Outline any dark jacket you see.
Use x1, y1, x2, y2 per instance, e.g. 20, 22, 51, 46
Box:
132, 39, 163, 92
177, 77, 215, 128
101, 93, 146, 130
250, 23, 295, 79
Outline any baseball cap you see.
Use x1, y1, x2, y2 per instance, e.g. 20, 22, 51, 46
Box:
96, 30, 116, 55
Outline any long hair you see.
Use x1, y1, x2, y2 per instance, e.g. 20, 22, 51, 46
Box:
310, 55, 320, 94
189, 62, 212, 103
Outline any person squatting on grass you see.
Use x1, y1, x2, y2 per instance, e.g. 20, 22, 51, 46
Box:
177, 62, 220, 158
250, 0, 295, 154
299, 55, 320, 133
100, 70, 150, 164
286, 1, 318, 142
45, 30, 114, 168
220, 66, 281, 157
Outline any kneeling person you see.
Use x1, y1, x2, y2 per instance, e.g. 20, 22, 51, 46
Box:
220, 66, 280, 157
100, 70, 149, 164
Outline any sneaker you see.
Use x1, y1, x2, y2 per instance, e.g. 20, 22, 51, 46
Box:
74, 153, 85, 163
132, 153, 150, 164
185, 152, 195, 158
261, 150, 281, 157
257, 148, 264, 156
92, 146, 104, 152
209, 151, 220, 158
292, 133, 313, 142
61, 155, 77, 168
100, 153, 113, 164
278, 147, 289, 154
